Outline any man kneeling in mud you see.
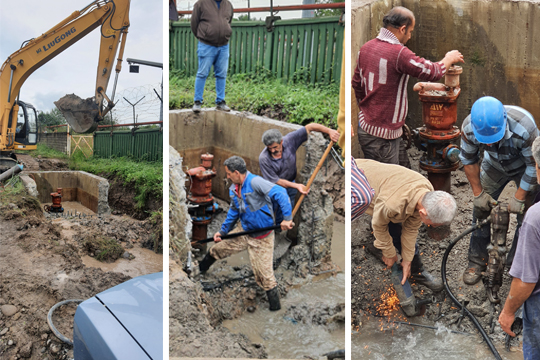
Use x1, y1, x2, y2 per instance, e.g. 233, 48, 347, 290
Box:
198, 156, 294, 311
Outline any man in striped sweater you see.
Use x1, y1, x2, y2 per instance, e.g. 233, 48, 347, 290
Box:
352, 6, 464, 167
460, 96, 539, 285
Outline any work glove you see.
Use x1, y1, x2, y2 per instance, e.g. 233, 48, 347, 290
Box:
473, 190, 498, 213
508, 196, 526, 214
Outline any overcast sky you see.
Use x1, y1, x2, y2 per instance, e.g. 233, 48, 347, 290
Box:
0, 0, 163, 123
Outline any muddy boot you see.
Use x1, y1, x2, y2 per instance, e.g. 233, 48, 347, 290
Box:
410, 254, 444, 292
365, 243, 384, 264
463, 262, 486, 285
266, 286, 281, 311
199, 253, 216, 274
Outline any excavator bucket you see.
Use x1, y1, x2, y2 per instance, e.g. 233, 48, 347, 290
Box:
54, 94, 100, 134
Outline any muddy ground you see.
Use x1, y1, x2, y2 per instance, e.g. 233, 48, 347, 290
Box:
0, 162, 163, 359
170, 170, 345, 359
351, 148, 521, 352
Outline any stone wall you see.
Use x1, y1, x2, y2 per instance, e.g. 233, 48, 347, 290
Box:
351, 0, 540, 157
39, 132, 68, 154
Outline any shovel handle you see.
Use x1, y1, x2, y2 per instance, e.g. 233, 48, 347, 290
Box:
291, 141, 334, 218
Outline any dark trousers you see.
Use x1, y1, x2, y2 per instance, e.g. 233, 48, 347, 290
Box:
389, 222, 419, 258
469, 164, 537, 267
357, 128, 411, 168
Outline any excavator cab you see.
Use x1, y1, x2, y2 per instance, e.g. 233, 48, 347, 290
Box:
12, 100, 38, 149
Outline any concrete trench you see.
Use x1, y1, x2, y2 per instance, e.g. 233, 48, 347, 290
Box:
169, 110, 344, 358
20, 171, 111, 216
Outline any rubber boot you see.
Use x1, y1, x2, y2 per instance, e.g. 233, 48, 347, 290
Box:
199, 253, 216, 274
266, 286, 281, 311
410, 254, 444, 292
463, 261, 486, 285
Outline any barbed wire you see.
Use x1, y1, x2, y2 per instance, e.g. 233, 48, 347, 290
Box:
108, 83, 163, 125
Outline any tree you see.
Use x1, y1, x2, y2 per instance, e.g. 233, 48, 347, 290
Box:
315, 0, 343, 17
38, 108, 66, 127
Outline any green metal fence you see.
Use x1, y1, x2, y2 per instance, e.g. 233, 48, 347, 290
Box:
93, 128, 163, 161
170, 16, 344, 84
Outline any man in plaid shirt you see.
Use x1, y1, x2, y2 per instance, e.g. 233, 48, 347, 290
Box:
352, 6, 463, 167
460, 96, 539, 285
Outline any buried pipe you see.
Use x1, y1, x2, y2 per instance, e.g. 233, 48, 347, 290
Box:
441, 216, 503, 360
0, 164, 23, 182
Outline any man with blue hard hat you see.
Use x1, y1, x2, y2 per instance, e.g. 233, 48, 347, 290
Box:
460, 96, 539, 285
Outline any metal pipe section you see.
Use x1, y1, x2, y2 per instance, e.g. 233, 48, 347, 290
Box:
0, 164, 23, 182
441, 216, 503, 360
178, 2, 344, 15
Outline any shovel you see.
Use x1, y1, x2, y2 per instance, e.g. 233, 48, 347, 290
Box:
273, 140, 335, 259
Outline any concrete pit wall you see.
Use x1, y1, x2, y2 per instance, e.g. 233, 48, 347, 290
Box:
169, 109, 307, 200
25, 171, 110, 215
351, 0, 540, 158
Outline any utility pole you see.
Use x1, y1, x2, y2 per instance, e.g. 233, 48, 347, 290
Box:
247, 0, 250, 20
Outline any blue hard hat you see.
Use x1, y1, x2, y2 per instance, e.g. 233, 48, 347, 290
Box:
470, 96, 507, 144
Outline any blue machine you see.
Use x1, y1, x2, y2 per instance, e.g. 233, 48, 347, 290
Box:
73, 272, 163, 360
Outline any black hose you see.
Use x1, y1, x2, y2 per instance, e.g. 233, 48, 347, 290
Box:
47, 299, 84, 346
441, 216, 503, 360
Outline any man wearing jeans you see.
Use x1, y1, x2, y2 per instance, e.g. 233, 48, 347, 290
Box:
190, 0, 234, 113
499, 137, 540, 359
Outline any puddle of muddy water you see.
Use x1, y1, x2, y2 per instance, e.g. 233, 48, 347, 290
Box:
43, 201, 95, 216
223, 273, 345, 359
81, 247, 163, 278
221, 220, 345, 359
352, 316, 523, 360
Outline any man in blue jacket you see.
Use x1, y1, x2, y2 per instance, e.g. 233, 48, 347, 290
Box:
199, 156, 294, 311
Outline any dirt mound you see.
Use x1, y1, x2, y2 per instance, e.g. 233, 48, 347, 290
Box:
108, 178, 161, 220
37, 158, 69, 171
169, 263, 268, 358
83, 236, 124, 262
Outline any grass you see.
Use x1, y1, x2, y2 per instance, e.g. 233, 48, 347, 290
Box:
84, 236, 124, 262
69, 151, 162, 209
0, 176, 26, 206
169, 70, 340, 128
28, 143, 69, 159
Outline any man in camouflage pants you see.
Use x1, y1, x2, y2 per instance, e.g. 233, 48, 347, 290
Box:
198, 156, 293, 311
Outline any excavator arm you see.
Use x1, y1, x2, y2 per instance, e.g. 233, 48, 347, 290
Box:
0, 0, 130, 150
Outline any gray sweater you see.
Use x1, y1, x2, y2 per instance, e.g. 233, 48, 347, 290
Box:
190, 0, 233, 47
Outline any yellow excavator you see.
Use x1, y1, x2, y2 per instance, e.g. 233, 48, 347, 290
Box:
0, 0, 131, 170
